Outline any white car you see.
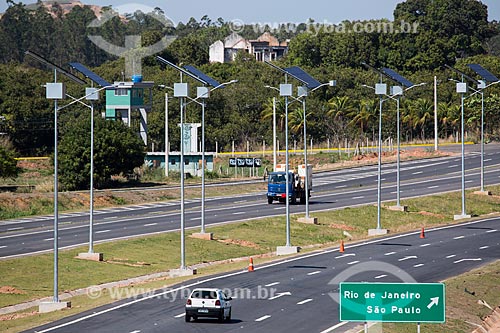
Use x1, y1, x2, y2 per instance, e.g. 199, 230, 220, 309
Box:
185, 288, 232, 322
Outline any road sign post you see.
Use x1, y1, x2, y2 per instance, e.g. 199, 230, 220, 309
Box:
340, 283, 445, 323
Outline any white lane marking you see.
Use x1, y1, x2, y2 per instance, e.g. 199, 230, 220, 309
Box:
265, 282, 280, 287
375, 275, 387, 279
307, 271, 321, 276
297, 299, 313, 305
420, 243, 431, 247
96, 230, 111, 234
399, 256, 418, 262
274, 207, 284, 210
465, 180, 474, 184
428, 186, 440, 189
129, 331, 141, 333
352, 196, 365, 200
143, 223, 158, 227
335, 254, 356, 259
232, 212, 245, 215
487, 229, 497, 233
348, 261, 360, 265
413, 171, 423, 175
174, 313, 185, 318
320, 321, 349, 333
454, 258, 482, 264
454, 236, 465, 240
484, 158, 492, 162
44, 238, 54, 242
7, 227, 24, 231
414, 264, 425, 268
384, 252, 397, 256
255, 315, 271, 322
190, 217, 201, 221
0, 246, 7, 249
480, 246, 489, 250
449, 165, 459, 168
446, 255, 457, 259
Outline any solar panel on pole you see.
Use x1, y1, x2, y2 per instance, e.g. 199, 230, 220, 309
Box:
183, 65, 221, 88
25, 51, 86, 85
156, 56, 207, 85
68, 62, 112, 87
467, 64, 499, 83
284, 66, 321, 89
445, 64, 480, 84
381, 68, 414, 88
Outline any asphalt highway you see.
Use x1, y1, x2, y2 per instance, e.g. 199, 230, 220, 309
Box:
1, 144, 500, 259
30, 216, 500, 333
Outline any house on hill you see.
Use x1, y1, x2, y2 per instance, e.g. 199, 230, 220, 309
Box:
209, 32, 288, 63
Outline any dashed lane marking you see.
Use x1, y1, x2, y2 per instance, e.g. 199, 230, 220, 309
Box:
297, 299, 313, 305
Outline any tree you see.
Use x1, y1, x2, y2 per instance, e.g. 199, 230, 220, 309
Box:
58, 112, 145, 191
327, 96, 354, 142
0, 137, 20, 179
392, 0, 495, 70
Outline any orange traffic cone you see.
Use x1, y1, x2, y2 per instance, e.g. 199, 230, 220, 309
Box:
420, 228, 426, 239
339, 240, 345, 253
248, 258, 255, 272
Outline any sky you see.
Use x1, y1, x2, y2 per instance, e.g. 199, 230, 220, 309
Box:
1, 0, 499, 23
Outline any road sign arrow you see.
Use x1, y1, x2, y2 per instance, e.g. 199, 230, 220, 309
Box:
427, 297, 439, 309
269, 292, 291, 300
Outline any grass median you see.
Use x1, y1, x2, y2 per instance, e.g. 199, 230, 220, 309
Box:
1, 185, 500, 332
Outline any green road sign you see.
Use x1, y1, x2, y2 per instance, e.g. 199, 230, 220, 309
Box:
339, 282, 445, 323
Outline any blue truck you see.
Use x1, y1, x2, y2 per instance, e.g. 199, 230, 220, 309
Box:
267, 164, 312, 204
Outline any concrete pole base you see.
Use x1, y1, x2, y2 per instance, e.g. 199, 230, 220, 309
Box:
387, 205, 408, 212
454, 214, 472, 221
368, 229, 389, 236
77, 252, 104, 262
191, 232, 213, 240
168, 268, 197, 278
297, 217, 318, 224
276, 246, 300, 256
474, 190, 492, 196
39, 301, 71, 313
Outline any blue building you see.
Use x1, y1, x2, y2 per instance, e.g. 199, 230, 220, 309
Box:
105, 78, 154, 145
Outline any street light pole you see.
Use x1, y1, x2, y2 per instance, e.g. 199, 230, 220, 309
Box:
165, 92, 169, 178
434, 76, 439, 151
460, 91, 466, 217
201, 98, 206, 234
480, 91, 485, 192
285, 93, 291, 247
376, 95, 383, 230
273, 97, 277, 171
302, 97, 310, 218
52, 70, 59, 303
182, 81, 237, 239
451, 77, 472, 220
180, 95, 186, 269
89, 101, 95, 254
396, 97, 401, 208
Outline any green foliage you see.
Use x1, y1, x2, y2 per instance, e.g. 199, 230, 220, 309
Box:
57, 113, 146, 191
0, 137, 20, 179
1, 0, 500, 165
